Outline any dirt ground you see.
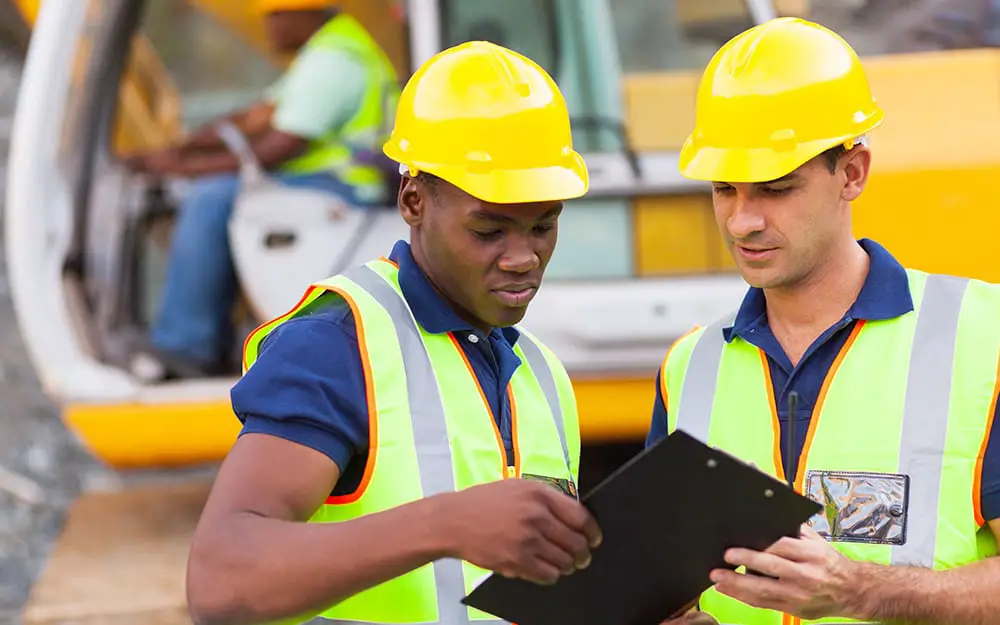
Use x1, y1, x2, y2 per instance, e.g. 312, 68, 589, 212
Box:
0, 272, 112, 624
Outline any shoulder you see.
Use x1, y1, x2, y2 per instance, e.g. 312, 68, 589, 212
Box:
233, 293, 371, 471
513, 326, 570, 378
238, 293, 365, 404
662, 325, 708, 370
284, 44, 366, 85
259, 293, 358, 351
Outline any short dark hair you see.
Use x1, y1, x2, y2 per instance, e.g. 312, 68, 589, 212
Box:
415, 171, 441, 197
819, 144, 847, 173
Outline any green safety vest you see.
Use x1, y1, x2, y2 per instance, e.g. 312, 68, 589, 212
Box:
278, 14, 401, 202
661, 269, 1000, 625
243, 257, 581, 625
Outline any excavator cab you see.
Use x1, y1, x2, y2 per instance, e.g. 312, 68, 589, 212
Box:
6, 0, 789, 471
225, 0, 633, 325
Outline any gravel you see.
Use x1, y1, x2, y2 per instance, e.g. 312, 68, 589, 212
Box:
0, 53, 116, 625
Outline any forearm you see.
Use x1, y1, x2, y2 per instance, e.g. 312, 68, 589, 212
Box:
171, 151, 241, 178
170, 134, 301, 177
180, 104, 273, 153
849, 556, 1000, 624
188, 495, 455, 625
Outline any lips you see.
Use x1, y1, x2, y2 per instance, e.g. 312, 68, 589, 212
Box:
492, 284, 538, 307
736, 245, 777, 261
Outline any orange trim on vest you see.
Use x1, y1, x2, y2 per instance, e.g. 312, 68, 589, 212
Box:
322, 284, 378, 505
507, 386, 522, 478
242, 283, 323, 373
793, 320, 866, 493
974, 350, 1000, 526
759, 349, 786, 481
448, 332, 511, 478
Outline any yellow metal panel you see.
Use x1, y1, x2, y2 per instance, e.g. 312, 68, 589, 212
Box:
634, 194, 718, 276
623, 72, 699, 152
854, 166, 1000, 284
573, 377, 657, 442
860, 50, 1000, 173
63, 376, 658, 469
8, 0, 38, 23
63, 400, 241, 469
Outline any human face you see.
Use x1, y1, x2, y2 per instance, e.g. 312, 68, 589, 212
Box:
711, 149, 870, 291
399, 175, 562, 331
265, 11, 327, 54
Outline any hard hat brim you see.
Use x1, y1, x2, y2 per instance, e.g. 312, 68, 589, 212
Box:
678, 132, 871, 183
388, 152, 590, 205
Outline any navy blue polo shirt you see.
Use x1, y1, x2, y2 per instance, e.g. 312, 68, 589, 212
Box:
231, 240, 523, 495
646, 238, 1000, 522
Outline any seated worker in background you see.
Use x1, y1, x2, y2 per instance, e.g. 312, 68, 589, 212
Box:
127, 0, 399, 379
185, 41, 604, 625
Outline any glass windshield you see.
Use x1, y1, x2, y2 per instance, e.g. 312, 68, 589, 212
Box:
140, 0, 282, 130
610, 0, 757, 72
806, 0, 999, 55
607, 0, 977, 73
439, 0, 636, 281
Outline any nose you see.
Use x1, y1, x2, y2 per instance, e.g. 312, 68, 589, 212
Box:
497, 235, 541, 274
726, 190, 767, 241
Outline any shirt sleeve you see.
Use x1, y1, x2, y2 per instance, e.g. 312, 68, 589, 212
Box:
270, 46, 368, 140
979, 398, 1000, 522
645, 366, 669, 448
230, 299, 369, 473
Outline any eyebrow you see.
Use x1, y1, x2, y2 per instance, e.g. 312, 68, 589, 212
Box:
758, 173, 800, 185
713, 173, 801, 186
470, 205, 563, 224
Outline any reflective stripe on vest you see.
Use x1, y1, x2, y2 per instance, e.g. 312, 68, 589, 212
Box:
279, 14, 400, 199
343, 262, 572, 480
242, 258, 578, 625
663, 269, 1000, 625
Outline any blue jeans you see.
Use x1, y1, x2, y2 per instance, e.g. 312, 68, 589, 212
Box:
151, 171, 363, 365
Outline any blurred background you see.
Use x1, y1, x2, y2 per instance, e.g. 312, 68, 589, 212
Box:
2, 0, 1000, 623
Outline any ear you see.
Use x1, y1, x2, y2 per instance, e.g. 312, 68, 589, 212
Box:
841, 146, 872, 202
398, 175, 426, 227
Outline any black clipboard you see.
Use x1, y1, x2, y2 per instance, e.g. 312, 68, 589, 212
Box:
462, 430, 821, 625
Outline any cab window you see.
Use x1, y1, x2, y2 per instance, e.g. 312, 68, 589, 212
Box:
140, 1, 282, 131
440, 0, 635, 280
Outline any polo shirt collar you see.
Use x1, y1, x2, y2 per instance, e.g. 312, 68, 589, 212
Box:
388, 240, 521, 345
723, 238, 914, 343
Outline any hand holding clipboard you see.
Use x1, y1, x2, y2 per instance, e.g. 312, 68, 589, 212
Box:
463, 430, 821, 625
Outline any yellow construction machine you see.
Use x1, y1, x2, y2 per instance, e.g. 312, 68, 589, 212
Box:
4, 0, 1000, 622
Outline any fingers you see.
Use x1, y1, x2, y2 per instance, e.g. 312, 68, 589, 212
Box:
538, 512, 592, 571
724, 547, 800, 579
511, 558, 563, 586
543, 488, 603, 548
710, 566, 807, 612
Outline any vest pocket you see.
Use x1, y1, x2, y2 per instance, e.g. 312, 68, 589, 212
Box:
804, 470, 909, 546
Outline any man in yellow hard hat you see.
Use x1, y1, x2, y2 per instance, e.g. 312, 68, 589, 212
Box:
185, 41, 603, 625
647, 17, 1000, 625
127, 0, 400, 380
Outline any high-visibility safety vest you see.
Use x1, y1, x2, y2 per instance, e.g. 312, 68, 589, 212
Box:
661, 269, 1000, 625
242, 257, 581, 625
278, 14, 401, 202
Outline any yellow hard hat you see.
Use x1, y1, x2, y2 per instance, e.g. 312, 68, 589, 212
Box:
679, 17, 884, 183
255, 0, 338, 14
383, 41, 589, 204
